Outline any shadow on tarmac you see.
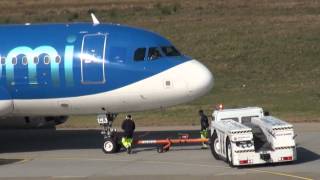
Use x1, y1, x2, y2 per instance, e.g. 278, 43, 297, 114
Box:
296, 146, 320, 164
0, 129, 201, 153
0, 129, 319, 166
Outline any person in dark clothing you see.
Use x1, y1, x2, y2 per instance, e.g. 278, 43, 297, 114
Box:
199, 110, 209, 149
121, 115, 135, 154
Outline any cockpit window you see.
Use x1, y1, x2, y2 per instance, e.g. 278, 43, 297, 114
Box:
148, 47, 162, 60
161, 46, 181, 57
134, 48, 146, 61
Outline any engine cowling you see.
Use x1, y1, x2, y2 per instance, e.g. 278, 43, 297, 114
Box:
0, 116, 68, 129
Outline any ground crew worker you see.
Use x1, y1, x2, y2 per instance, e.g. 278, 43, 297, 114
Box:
199, 109, 209, 149
121, 115, 135, 154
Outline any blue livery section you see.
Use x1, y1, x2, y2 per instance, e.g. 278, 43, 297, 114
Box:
0, 23, 191, 99
0, 87, 11, 100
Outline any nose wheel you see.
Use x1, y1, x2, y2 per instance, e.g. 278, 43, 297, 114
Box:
97, 113, 121, 153
102, 137, 120, 153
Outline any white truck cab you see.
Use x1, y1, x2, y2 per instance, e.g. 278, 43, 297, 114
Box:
210, 107, 296, 166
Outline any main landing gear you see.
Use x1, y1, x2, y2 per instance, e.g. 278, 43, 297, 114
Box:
97, 114, 121, 153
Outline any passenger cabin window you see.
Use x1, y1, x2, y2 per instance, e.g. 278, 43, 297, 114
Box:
22, 56, 28, 65
148, 47, 162, 60
55, 56, 61, 64
1, 57, 5, 65
12, 57, 17, 65
161, 46, 181, 57
134, 48, 146, 61
44, 56, 50, 64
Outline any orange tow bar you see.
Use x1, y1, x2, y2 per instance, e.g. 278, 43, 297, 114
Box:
134, 134, 209, 153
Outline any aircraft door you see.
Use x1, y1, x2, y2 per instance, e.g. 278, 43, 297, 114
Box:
80, 33, 106, 84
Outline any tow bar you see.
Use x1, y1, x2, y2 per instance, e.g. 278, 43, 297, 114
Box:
134, 134, 209, 153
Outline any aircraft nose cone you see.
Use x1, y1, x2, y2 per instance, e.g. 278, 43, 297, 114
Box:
185, 60, 214, 98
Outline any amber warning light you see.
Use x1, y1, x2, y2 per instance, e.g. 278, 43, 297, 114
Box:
216, 104, 224, 110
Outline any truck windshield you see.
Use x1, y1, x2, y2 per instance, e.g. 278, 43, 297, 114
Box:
221, 117, 239, 122
161, 46, 181, 57
241, 116, 259, 124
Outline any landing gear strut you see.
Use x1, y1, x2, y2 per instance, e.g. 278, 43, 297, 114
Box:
97, 114, 121, 153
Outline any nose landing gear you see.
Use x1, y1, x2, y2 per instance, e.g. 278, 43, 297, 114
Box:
97, 114, 121, 153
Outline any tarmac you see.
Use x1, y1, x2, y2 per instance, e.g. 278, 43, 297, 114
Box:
0, 123, 319, 180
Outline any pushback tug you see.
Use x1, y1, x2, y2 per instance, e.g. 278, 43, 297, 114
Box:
210, 106, 297, 166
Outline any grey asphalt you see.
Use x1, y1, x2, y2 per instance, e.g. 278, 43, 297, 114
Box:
0, 123, 319, 180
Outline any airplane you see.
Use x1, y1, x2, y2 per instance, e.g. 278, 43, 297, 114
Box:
0, 14, 213, 151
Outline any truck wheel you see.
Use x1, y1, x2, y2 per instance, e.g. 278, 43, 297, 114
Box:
210, 132, 220, 160
102, 138, 117, 154
226, 139, 234, 167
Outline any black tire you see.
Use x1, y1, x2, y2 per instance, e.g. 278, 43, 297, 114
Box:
102, 138, 117, 154
163, 147, 169, 152
157, 145, 164, 153
226, 138, 234, 167
210, 132, 220, 160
